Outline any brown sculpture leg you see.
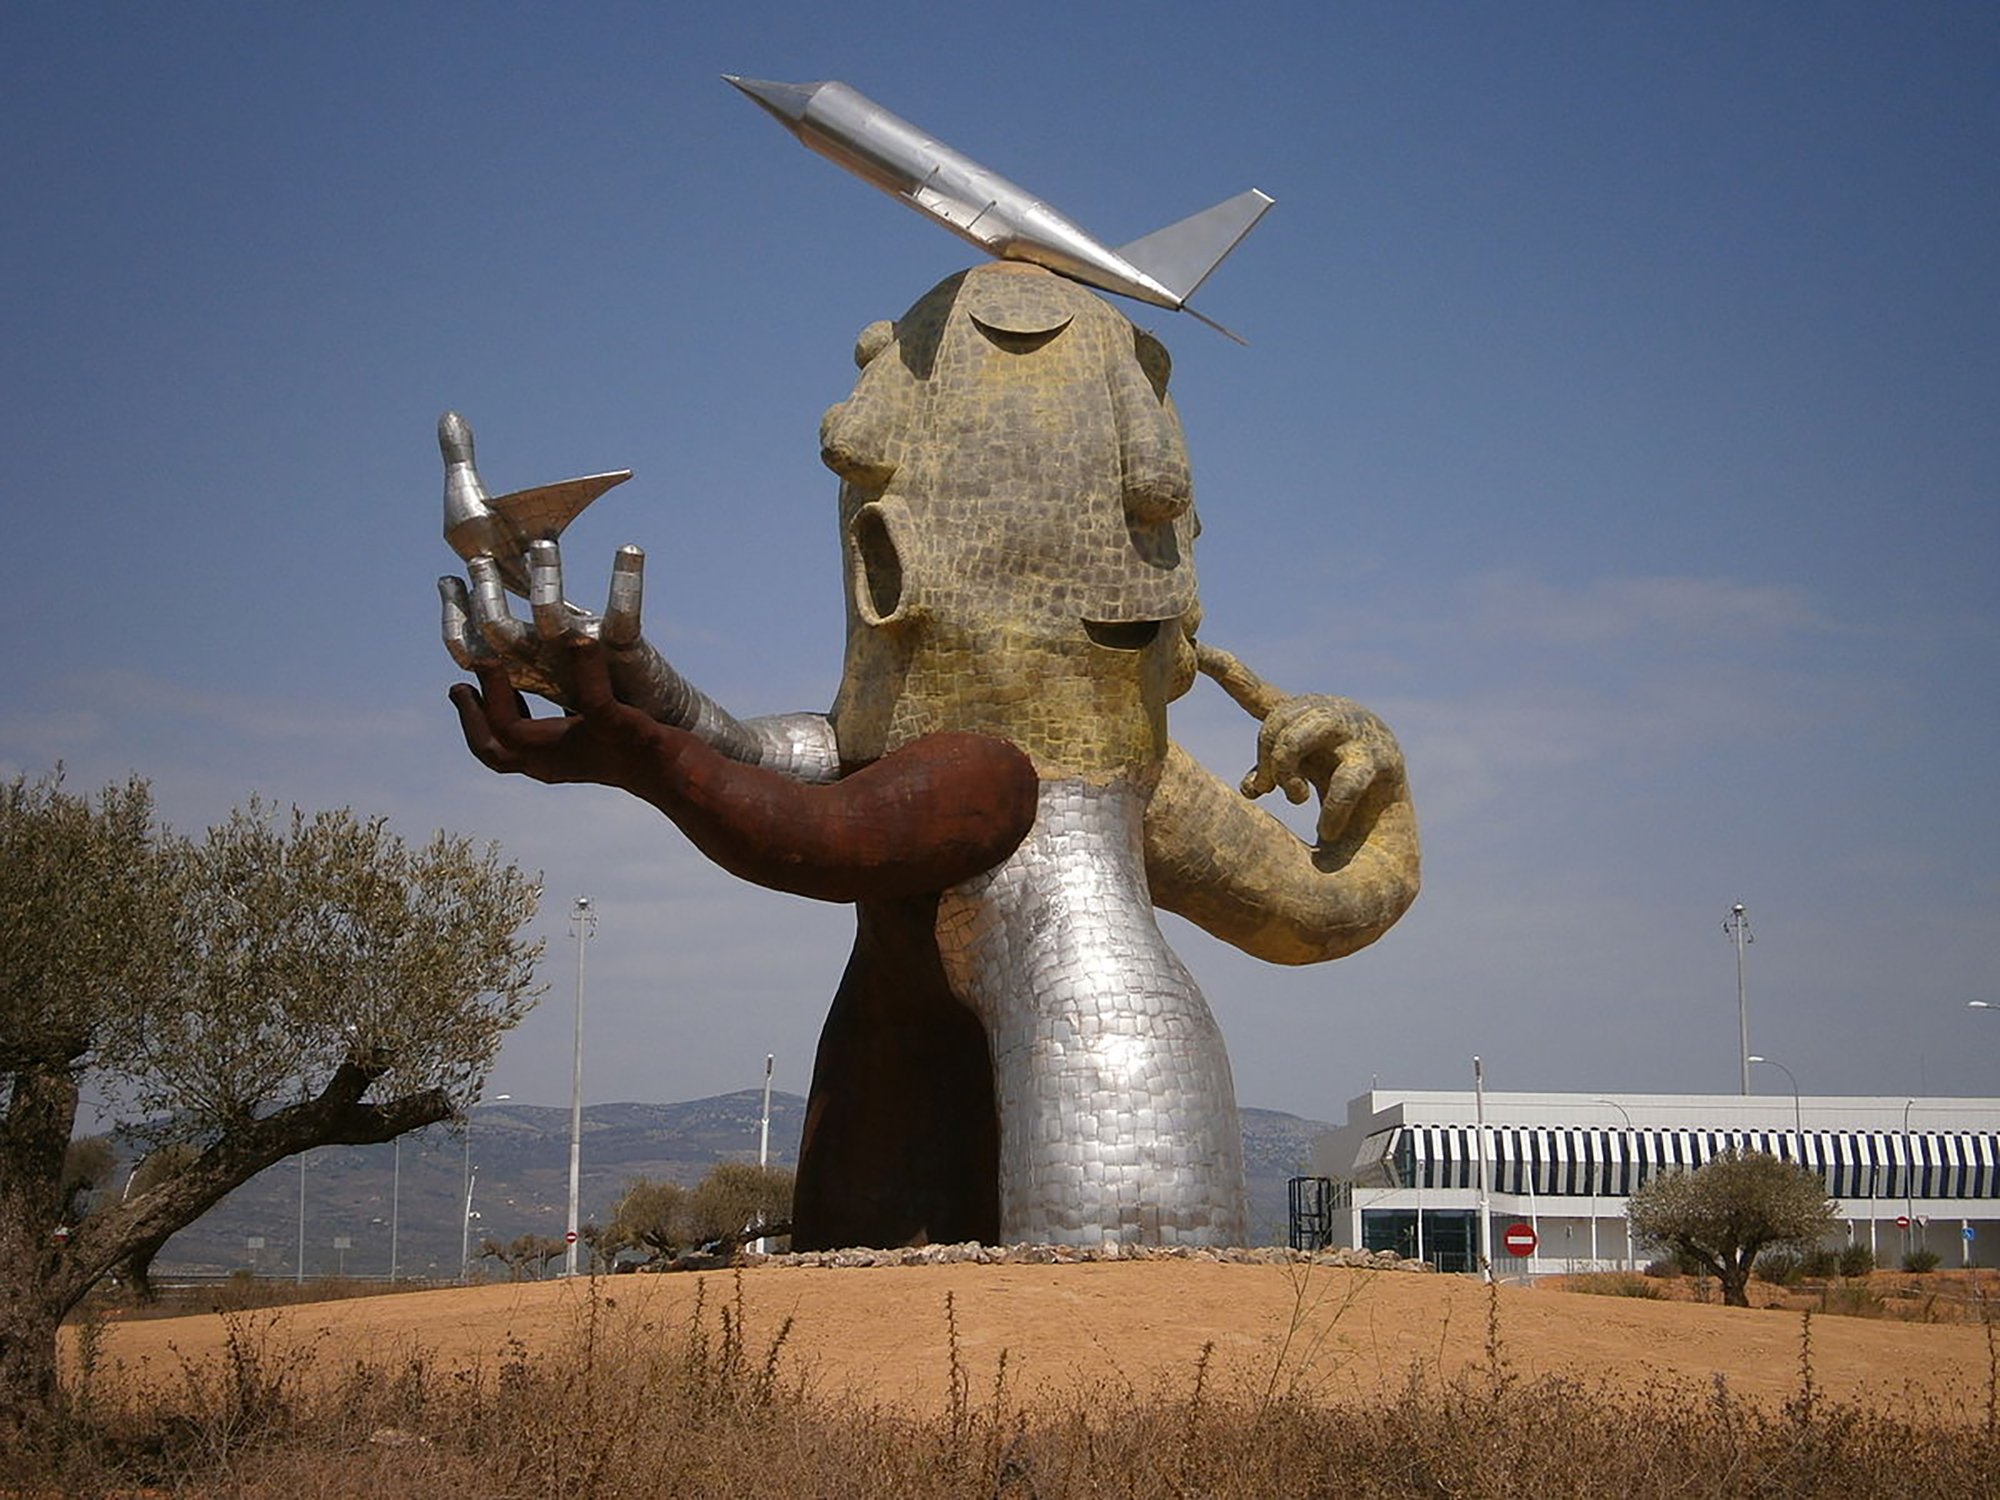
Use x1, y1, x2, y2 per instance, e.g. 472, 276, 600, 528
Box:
791, 895, 999, 1251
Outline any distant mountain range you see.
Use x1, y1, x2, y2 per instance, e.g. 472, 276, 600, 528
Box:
150, 1093, 1331, 1277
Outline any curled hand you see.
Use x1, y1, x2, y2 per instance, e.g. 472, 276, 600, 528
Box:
1196, 643, 1407, 847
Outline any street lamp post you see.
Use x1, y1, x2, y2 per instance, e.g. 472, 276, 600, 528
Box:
296, 1149, 307, 1285
1723, 903, 1753, 1094
754, 1053, 774, 1256
389, 1136, 401, 1283
462, 1092, 510, 1280
565, 896, 596, 1278
1904, 1097, 1919, 1262
1473, 1056, 1492, 1281
1592, 1098, 1635, 1271
1747, 1055, 1803, 1165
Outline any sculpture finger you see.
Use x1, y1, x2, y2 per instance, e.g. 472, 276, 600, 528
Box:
1256, 712, 1319, 805
469, 661, 546, 744
565, 637, 628, 724
602, 545, 645, 647
1197, 642, 1286, 720
528, 540, 572, 641
438, 576, 494, 671
468, 555, 531, 653
448, 682, 522, 773
1315, 756, 1380, 845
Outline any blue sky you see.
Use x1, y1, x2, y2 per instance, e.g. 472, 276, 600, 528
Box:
5, 3, 1995, 1120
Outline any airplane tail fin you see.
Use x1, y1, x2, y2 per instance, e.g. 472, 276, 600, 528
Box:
1116, 188, 1274, 306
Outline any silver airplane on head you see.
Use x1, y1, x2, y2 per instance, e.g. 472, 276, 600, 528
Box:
725, 75, 1272, 342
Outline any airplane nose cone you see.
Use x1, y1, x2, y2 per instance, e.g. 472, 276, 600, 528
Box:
723, 75, 820, 127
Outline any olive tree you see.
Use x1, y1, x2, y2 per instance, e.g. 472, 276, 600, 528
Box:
0, 771, 542, 1434
1626, 1148, 1838, 1307
684, 1162, 795, 1250
601, 1175, 692, 1266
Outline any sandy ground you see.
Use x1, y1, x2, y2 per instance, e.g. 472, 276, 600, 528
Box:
69, 1263, 1997, 1421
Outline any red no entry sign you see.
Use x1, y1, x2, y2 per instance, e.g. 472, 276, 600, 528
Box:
1503, 1222, 1537, 1257
1895, 1215, 1911, 1229
565, 1229, 579, 1244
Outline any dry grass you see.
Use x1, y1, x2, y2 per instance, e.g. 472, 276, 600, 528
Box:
17, 1270, 2000, 1497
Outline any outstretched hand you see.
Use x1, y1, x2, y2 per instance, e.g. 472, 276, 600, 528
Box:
449, 634, 672, 794
439, 539, 647, 711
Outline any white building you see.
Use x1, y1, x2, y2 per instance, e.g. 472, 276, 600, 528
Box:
1308, 1089, 2000, 1275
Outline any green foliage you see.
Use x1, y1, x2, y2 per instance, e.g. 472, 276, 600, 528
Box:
1626, 1150, 1839, 1308
1754, 1248, 1804, 1286
1566, 1272, 1664, 1300
1837, 1243, 1876, 1278
1800, 1246, 1840, 1278
683, 1162, 795, 1248
0, 772, 170, 1074
602, 1176, 691, 1264
480, 1234, 567, 1281
598, 1164, 797, 1266
1903, 1247, 1942, 1274
59, 1137, 118, 1223
1, 768, 544, 1432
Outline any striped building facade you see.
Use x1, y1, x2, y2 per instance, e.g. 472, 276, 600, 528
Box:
1311, 1090, 2000, 1275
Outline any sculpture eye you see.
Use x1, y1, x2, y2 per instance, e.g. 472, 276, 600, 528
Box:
969, 312, 1072, 353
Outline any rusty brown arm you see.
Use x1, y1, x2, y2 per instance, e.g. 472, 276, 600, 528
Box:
451, 639, 1038, 903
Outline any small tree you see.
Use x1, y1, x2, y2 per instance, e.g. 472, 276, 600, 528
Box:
603, 1176, 691, 1266
683, 1162, 795, 1251
480, 1233, 566, 1281
1626, 1149, 1837, 1307
0, 771, 542, 1434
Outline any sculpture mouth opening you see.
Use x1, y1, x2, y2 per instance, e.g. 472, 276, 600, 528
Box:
1083, 618, 1164, 651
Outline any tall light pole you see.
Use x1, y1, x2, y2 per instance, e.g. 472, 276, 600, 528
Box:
1903, 1097, 1918, 1260
1723, 903, 1753, 1094
462, 1092, 510, 1280
565, 896, 596, 1278
754, 1053, 775, 1255
1747, 1054, 1803, 1166
1473, 1056, 1492, 1281
389, 1136, 401, 1283
296, 1149, 308, 1285
1592, 1097, 1635, 1271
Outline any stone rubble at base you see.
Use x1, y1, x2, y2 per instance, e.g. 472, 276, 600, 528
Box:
721, 1242, 1432, 1272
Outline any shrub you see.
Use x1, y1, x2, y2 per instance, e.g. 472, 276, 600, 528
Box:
1754, 1249, 1804, 1286
1837, 1243, 1875, 1278
1642, 1258, 1680, 1279
1799, 1247, 1840, 1278
1568, 1272, 1664, 1300
1902, 1247, 1942, 1274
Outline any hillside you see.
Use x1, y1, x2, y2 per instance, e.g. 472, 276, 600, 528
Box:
145, 1094, 1330, 1276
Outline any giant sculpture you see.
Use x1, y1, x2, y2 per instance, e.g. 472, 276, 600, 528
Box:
438, 81, 1420, 1251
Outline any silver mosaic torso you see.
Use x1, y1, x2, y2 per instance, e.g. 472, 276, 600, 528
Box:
935, 777, 1248, 1246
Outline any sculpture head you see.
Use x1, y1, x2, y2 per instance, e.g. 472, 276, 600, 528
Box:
823, 262, 1203, 780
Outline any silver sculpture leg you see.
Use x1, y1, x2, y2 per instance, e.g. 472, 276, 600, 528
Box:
936, 778, 1249, 1246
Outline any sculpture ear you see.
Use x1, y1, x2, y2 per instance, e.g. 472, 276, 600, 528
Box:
1133, 327, 1172, 400
1113, 330, 1191, 527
